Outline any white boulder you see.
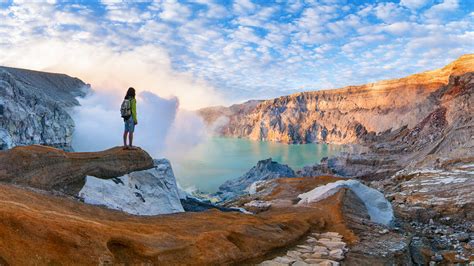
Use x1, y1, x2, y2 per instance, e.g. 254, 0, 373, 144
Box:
297, 179, 394, 225
79, 159, 184, 215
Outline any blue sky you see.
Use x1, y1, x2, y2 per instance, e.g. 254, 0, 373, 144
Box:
0, 0, 473, 108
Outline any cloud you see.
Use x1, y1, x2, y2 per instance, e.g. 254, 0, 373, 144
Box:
373, 2, 409, 23
158, 0, 192, 22
424, 0, 460, 20
0, 39, 224, 110
400, 0, 431, 9
0, 0, 472, 106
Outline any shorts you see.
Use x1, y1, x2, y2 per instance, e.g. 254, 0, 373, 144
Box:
124, 116, 135, 133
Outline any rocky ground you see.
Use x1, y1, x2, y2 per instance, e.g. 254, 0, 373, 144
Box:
259, 232, 348, 266
0, 151, 375, 265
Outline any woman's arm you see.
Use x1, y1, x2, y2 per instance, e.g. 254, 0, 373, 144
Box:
131, 98, 138, 124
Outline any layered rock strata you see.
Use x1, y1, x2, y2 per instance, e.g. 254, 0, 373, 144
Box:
0, 66, 88, 150
0, 177, 365, 265
199, 54, 474, 144
0, 145, 154, 195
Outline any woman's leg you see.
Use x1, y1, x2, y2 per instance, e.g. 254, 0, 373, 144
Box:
123, 131, 128, 146
129, 132, 133, 147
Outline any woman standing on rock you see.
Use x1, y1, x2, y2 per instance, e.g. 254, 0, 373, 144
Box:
121, 87, 138, 149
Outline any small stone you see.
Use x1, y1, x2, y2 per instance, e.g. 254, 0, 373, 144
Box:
379, 229, 389, 234
320, 232, 341, 238
309, 252, 329, 259
297, 245, 313, 250
306, 259, 340, 266
301, 250, 329, 259
466, 240, 474, 249
431, 253, 443, 262
273, 256, 296, 264
453, 232, 470, 242
287, 251, 302, 259
328, 249, 344, 261
304, 258, 333, 265
296, 248, 313, 254
313, 246, 329, 253
258, 260, 287, 266
318, 238, 332, 242
317, 240, 346, 249
292, 261, 309, 266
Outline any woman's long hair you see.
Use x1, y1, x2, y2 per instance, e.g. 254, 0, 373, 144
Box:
125, 87, 136, 99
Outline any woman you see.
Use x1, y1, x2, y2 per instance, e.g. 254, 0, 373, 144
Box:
122, 87, 138, 149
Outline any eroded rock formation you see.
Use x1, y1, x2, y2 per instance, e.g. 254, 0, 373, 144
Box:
0, 66, 88, 150
0, 145, 154, 195
216, 158, 296, 201
0, 176, 370, 265
199, 54, 474, 144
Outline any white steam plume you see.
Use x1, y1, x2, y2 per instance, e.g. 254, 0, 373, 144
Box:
71, 89, 208, 158
0, 39, 221, 157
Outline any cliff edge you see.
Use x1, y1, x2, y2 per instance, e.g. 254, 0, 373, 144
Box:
0, 66, 88, 150
0, 145, 154, 195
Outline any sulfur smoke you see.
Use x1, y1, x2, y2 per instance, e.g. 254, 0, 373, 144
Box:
71, 89, 208, 158
0, 40, 222, 158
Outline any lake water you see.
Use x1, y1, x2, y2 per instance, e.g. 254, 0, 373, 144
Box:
166, 137, 343, 193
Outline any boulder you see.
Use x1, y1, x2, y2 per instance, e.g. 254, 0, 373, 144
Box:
79, 159, 184, 215
217, 158, 295, 201
0, 145, 154, 195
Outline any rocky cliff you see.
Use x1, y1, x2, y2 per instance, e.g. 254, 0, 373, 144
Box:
295, 70, 474, 263
0, 145, 154, 195
199, 54, 474, 144
0, 66, 88, 150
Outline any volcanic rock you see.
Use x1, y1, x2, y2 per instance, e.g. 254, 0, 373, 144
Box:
199, 54, 474, 144
217, 158, 295, 201
0, 145, 154, 195
79, 159, 184, 215
0, 179, 362, 265
0, 66, 88, 150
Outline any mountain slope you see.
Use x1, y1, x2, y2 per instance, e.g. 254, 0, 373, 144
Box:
0, 66, 88, 150
199, 54, 474, 144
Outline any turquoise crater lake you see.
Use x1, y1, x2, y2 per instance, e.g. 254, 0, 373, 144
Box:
166, 137, 343, 193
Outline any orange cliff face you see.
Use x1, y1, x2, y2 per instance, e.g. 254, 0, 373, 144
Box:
199, 54, 474, 144
0, 145, 154, 195
0, 176, 375, 265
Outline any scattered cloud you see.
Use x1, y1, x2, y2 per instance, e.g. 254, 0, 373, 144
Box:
400, 0, 431, 9
0, 0, 472, 105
